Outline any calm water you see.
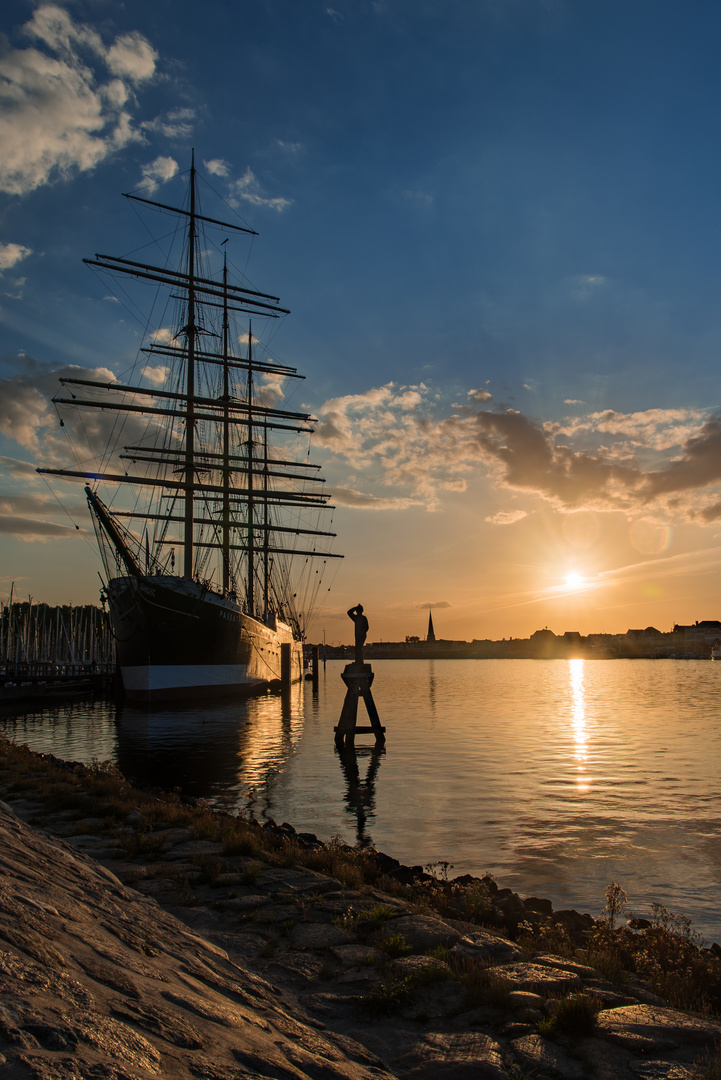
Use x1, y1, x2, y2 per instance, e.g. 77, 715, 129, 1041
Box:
2, 659, 720, 941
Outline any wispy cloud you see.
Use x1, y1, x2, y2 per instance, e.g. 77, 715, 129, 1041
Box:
203, 158, 229, 177
0, 243, 32, 272
142, 108, 194, 139
486, 509, 528, 525
276, 140, 302, 154
228, 168, 292, 212
326, 486, 423, 510
0, 492, 89, 540
0, 514, 78, 539
139, 156, 178, 192
0, 5, 158, 196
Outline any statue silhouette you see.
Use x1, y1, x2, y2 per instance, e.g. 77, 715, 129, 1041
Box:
347, 604, 369, 664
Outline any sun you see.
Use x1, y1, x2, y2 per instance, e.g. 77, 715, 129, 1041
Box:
565, 571, 584, 588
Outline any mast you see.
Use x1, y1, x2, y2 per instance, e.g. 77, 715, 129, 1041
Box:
246, 321, 255, 614
183, 150, 198, 578
263, 420, 270, 623
221, 243, 231, 596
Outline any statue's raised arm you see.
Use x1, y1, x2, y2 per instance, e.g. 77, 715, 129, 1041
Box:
347, 604, 369, 664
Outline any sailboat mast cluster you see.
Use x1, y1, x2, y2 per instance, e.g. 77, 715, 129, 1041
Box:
38, 155, 341, 701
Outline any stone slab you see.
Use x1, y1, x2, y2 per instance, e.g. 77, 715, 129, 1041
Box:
290, 923, 354, 949
488, 961, 582, 994
595, 1004, 721, 1053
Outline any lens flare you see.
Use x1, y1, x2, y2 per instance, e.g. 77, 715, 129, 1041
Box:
630, 518, 671, 555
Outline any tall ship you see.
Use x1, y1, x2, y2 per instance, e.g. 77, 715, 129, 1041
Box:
38, 155, 341, 702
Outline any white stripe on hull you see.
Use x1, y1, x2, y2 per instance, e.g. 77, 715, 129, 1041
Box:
121, 653, 304, 701
122, 663, 268, 694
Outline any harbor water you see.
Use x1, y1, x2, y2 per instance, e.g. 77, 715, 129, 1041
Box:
1, 658, 720, 941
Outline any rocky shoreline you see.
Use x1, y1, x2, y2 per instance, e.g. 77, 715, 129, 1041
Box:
1, 740, 721, 1079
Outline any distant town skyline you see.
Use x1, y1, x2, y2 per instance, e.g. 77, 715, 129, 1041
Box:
4, 1, 721, 643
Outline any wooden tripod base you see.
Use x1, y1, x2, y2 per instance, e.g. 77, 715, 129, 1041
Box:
334, 662, 386, 745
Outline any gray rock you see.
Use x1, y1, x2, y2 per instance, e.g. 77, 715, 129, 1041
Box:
252, 903, 299, 924
217, 893, 274, 911
390, 955, 452, 980
332, 943, 383, 966
0, 801, 394, 1080
595, 1004, 721, 1053
629, 1062, 694, 1079
488, 962, 582, 994
391, 1031, 508, 1079
163, 839, 224, 858
511, 1033, 587, 1079
254, 866, 342, 894
372, 914, 461, 953
534, 953, 602, 978
450, 927, 524, 964
508, 989, 545, 1011
290, 922, 353, 949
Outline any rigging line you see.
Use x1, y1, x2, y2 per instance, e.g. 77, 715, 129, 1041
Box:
196, 170, 258, 246
37, 475, 105, 562
85, 266, 157, 335
125, 196, 190, 261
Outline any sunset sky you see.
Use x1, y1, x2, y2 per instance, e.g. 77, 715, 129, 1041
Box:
3, 0, 721, 644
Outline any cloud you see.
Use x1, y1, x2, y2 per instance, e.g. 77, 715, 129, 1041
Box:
228, 168, 292, 212
105, 31, 157, 82
142, 365, 168, 387
257, 372, 287, 408
0, 490, 90, 540
417, 601, 451, 609
486, 509, 528, 525
150, 326, 176, 344
0, 5, 157, 196
551, 407, 704, 450
2, 276, 28, 300
0, 243, 32, 272
0, 455, 42, 478
237, 332, 260, 347
204, 158, 229, 177
316, 383, 721, 524
0, 355, 155, 468
0, 374, 53, 451
0, 514, 77, 539
326, 487, 422, 510
140, 156, 178, 191
469, 388, 492, 402
564, 399, 583, 405
142, 108, 194, 139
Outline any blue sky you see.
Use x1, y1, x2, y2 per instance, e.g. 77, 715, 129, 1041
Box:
4, 0, 721, 642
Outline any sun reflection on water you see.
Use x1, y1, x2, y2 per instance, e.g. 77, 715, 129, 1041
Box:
569, 658, 590, 792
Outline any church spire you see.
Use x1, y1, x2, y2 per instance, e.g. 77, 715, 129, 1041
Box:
427, 610, 436, 643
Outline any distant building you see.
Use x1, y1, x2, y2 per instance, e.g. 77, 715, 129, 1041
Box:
427, 611, 436, 643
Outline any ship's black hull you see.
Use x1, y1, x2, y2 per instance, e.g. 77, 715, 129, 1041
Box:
106, 575, 303, 702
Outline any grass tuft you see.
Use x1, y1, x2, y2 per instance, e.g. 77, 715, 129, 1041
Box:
376, 933, 413, 958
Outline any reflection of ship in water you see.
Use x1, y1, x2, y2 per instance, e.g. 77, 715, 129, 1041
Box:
335, 741, 384, 847
114, 687, 304, 814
